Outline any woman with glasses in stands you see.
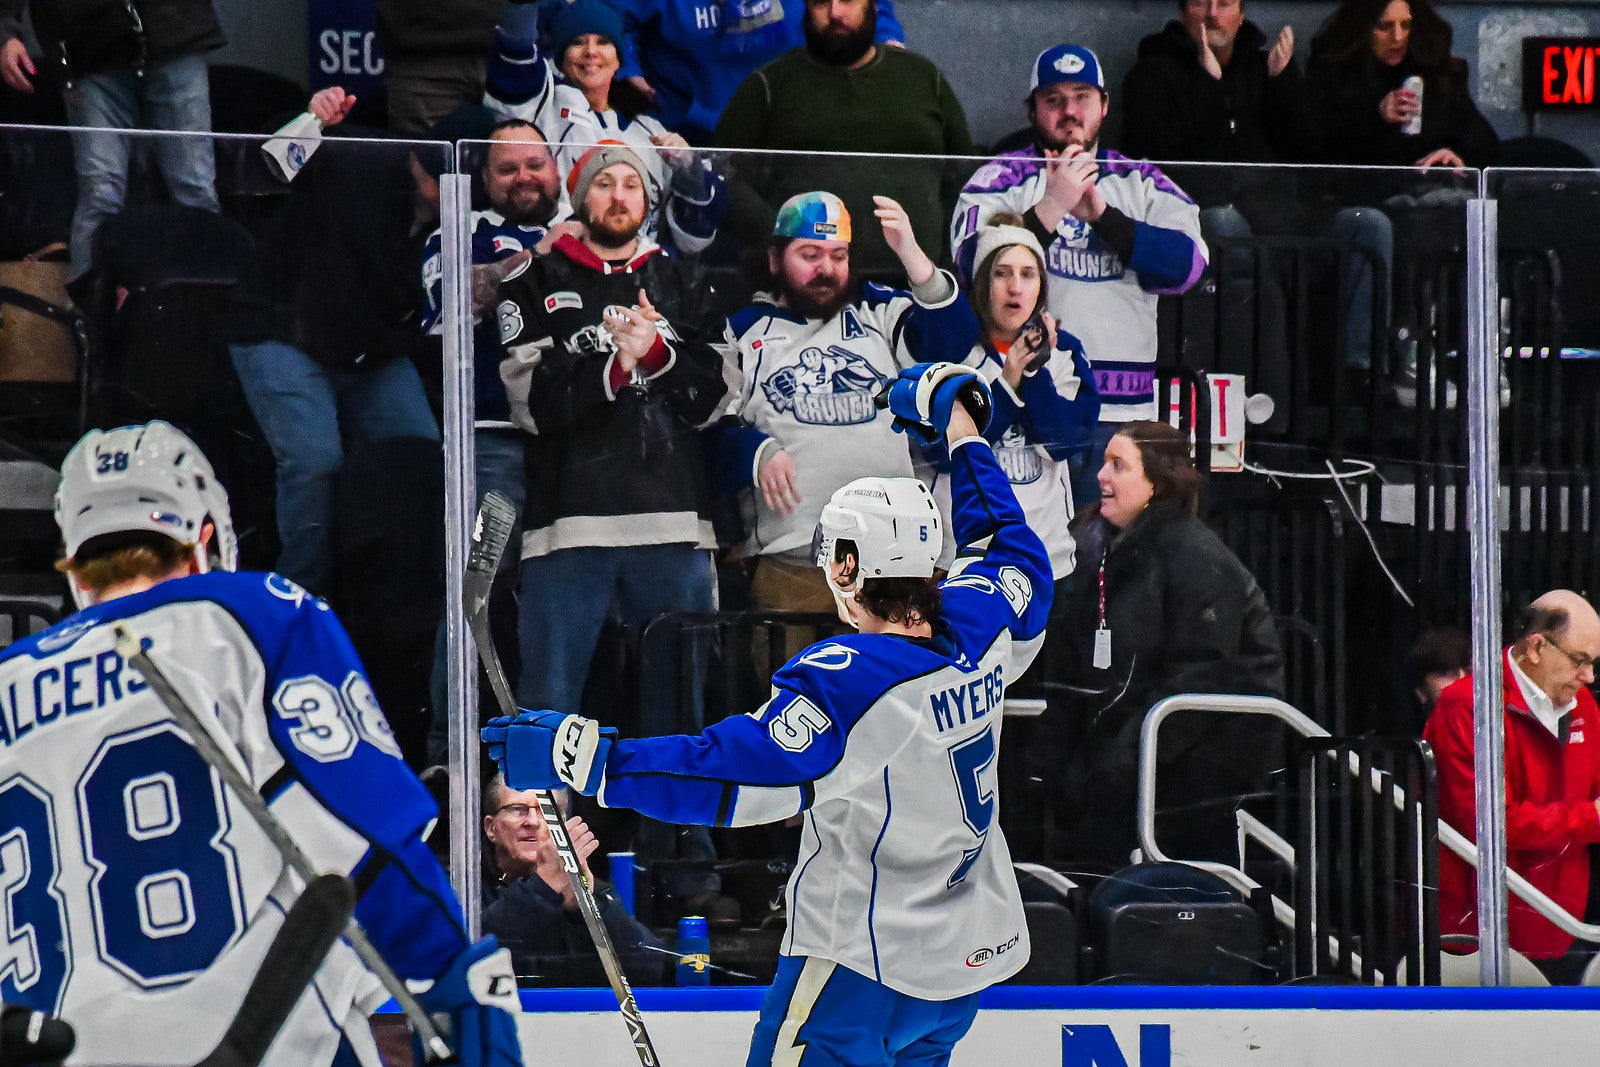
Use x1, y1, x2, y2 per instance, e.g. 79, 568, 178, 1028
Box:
1030, 420, 1284, 872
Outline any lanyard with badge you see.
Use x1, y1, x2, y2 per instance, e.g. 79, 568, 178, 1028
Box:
1094, 549, 1112, 670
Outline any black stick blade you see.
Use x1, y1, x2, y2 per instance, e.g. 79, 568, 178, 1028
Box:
468, 492, 517, 581
202, 875, 355, 1067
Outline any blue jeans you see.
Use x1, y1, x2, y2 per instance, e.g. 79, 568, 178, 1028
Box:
65, 54, 219, 278
230, 341, 440, 594
1201, 203, 1393, 370
747, 956, 980, 1067
516, 542, 715, 714
427, 428, 528, 761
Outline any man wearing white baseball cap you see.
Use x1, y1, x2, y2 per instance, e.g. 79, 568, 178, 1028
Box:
952, 43, 1208, 510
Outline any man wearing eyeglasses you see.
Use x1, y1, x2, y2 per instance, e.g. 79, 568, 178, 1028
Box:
1424, 589, 1600, 984
480, 776, 667, 986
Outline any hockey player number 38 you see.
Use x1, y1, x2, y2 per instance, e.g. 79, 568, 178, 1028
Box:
1, 722, 248, 1013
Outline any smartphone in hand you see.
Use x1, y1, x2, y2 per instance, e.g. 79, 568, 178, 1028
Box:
1016, 311, 1051, 373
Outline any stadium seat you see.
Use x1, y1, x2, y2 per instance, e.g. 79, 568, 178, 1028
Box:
1083, 861, 1274, 984
1010, 902, 1080, 985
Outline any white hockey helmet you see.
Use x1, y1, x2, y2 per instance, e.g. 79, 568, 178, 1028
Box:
56, 421, 238, 580
812, 476, 943, 581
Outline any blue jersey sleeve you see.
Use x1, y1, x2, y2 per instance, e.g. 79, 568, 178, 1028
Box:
940, 438, 1053, 647
1130, 219, 1207, 294
597, 639, 927, 827
226, 576, 469, 982
875, 0, 905, 42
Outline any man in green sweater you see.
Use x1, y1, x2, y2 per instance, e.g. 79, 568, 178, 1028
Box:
715, 0, 971, 281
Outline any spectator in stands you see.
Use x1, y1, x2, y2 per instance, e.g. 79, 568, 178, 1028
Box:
227, 92, 469, 596
494, 140, 727, 716
483, 0, 729, 255
0, 0, 224, 279
482, 775, 668, 984
716, 0, 968, 282
1121, 0, 1392, 375
1122, 0, 1314, 170
1424, 591, 1600, 984
1406, 623, 1469, 728
495, 142, 733, 921
1037, 420, 1283, 869
422, 117, 571, 762
376, 0, 507, 134
612, 0, 904, 144
719, 190, 977, 614
953, 45, 1207, 511
1306, 0, 1499, 170
940, 212, 1099, 598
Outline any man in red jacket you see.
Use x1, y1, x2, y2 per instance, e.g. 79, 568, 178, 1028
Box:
1424, 589, 1600, 983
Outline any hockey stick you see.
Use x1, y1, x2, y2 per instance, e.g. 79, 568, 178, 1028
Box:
109, 628, 454, 1065
465, 491, 660, 1067
194, 873, 355, 1067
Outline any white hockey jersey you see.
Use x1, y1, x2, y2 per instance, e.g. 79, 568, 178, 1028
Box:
0, 572, 469, 1066
926, 332, 1101, 581
951, 148, 1208, 422
596, 438, 1053, 999
719, 275, 979, 564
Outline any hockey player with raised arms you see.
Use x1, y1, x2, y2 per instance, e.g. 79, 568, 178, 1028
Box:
484, 362, 1052, 1066
0, 421, 524, 1067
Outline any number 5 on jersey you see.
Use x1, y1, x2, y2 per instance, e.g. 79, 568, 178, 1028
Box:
947, 725, 996, 888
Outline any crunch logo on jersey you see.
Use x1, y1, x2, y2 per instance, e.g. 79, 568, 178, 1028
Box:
760, 346, 885, 426
1047, 223, 1124, 282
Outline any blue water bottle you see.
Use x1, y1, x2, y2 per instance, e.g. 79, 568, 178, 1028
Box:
676, 916, 711, 986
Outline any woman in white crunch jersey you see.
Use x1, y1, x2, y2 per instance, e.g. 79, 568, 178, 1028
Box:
485, 363, 1053, 1066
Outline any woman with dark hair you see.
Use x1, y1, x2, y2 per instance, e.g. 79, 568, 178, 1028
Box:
1031, 420, 1284, 870
483, 0, 727, 253
1306, 0, 1498, 168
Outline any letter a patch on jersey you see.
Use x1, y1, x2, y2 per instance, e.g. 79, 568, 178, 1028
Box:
840, 308, 866, 341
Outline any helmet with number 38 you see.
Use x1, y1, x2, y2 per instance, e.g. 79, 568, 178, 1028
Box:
56, 421, 238, 577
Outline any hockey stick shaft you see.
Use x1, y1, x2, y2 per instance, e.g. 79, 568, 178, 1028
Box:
195, 873, 355, 1067
466, 493, 660, 1067
110, 628, 453, 1064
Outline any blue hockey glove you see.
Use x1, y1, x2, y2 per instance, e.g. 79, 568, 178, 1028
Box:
481, 709, 616, 795
412, 937, 521, 1067
878, 362, 992, 446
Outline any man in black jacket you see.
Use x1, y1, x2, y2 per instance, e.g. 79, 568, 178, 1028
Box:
1122, 0, 1392, 373
481, 776, 667, 985
495, 141, 728, 717
1122, 0, 1312, 174
0, 0, 223, 278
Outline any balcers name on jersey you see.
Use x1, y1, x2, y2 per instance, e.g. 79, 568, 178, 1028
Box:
0, 645, 147, 746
